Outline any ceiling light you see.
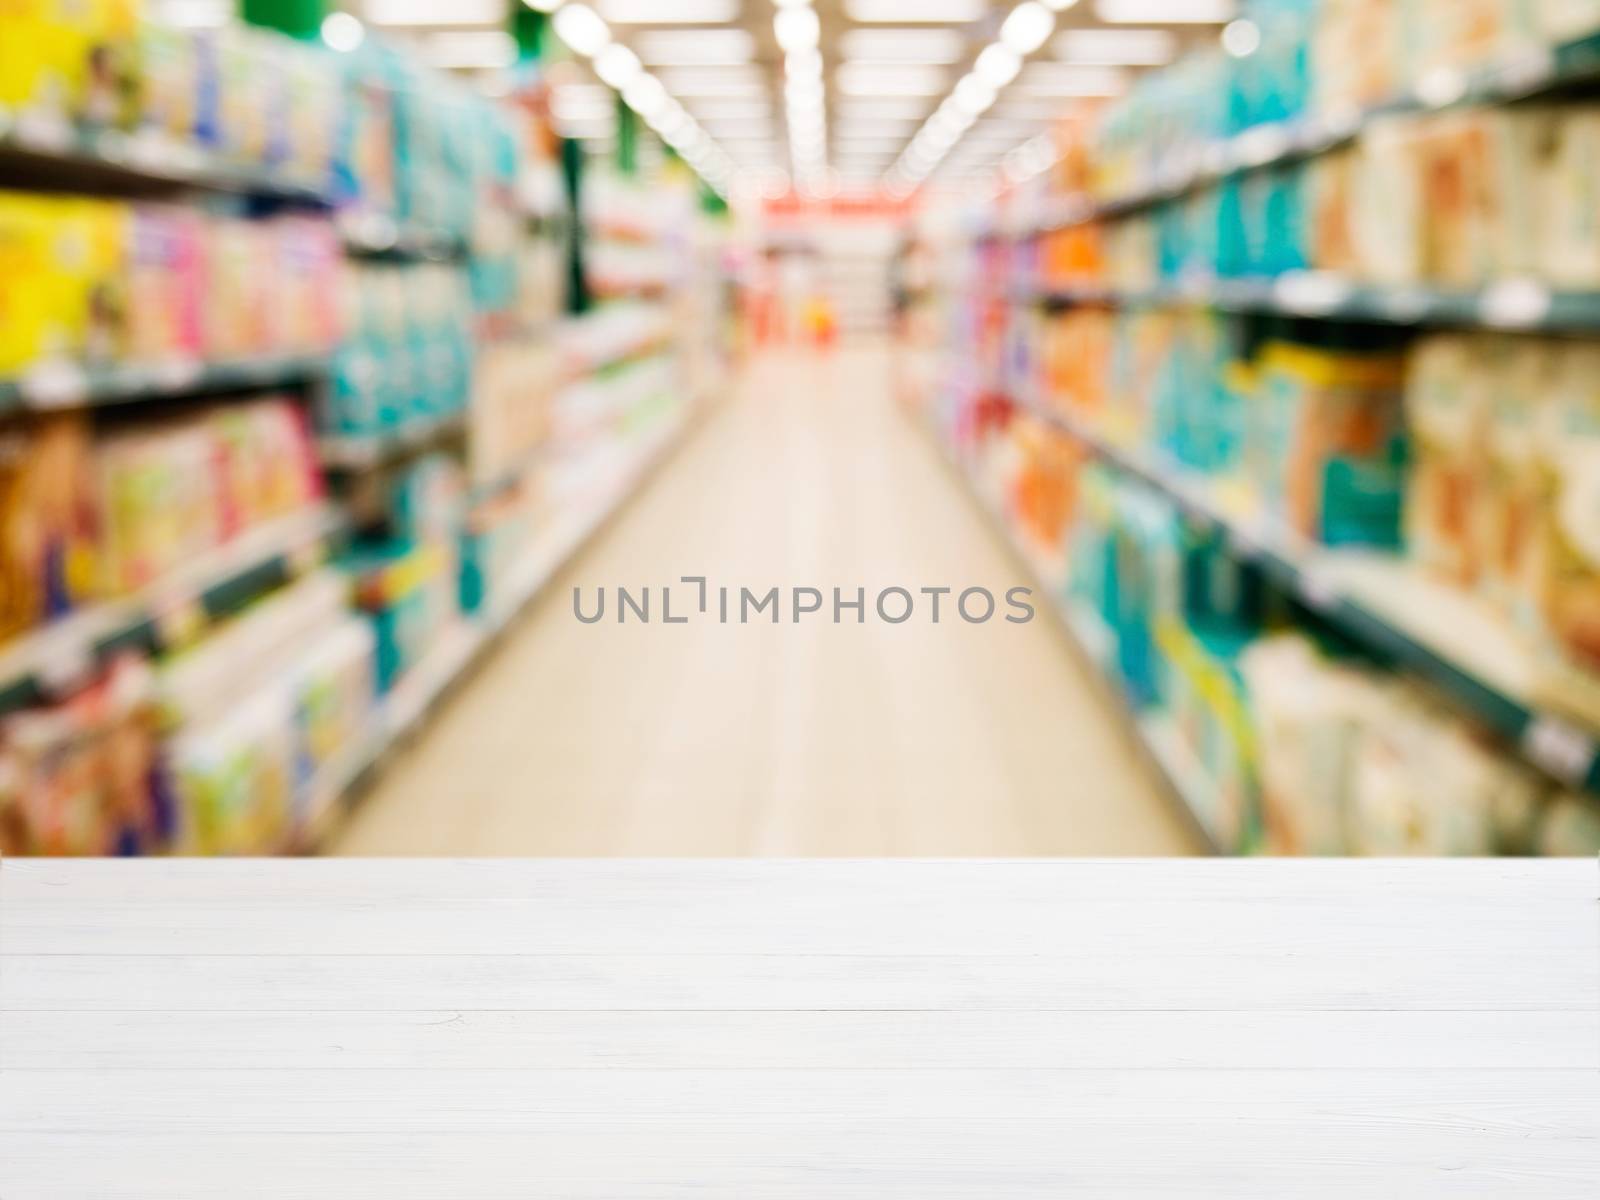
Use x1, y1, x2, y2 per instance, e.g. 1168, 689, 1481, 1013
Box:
974, 44, 1022, 88
839, 28, 966, 63
593, 43, 642, 88
837, 99, 932, 120
635, 28, 754, 65
655, 105, 694, 137
837, 62, 947, 96
365, 0, 506, 25
999, 3, 1056, 55
1095, 0, 1233, 22
320, 12, 365, 52
1017, 63, 1127, 95
552, 3, 610, 57
1221, 18, 1261, 57
419, 29, 515, 68
655, 67, 766, 96
846, 0, 983, 21
952, 74, 998, 115
834, 118, 921, 136
697, 118, 775, 137
785, 75, 825, 103
995, 97, 1069, 118
623, 73, 670, 119
1054, 27, 1177, 64
597, 0, 739, 21
153, 0, 230, 26
684, 99, 771, 119
786, 47, 823, 79
774, 5, 820, 53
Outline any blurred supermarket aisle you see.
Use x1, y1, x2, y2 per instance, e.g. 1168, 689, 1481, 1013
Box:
335, 342, 1196, 856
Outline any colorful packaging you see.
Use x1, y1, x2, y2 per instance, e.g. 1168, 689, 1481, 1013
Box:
1258, 341, 1408, 547
0, 655, 171, 856
0, 413, 98, 637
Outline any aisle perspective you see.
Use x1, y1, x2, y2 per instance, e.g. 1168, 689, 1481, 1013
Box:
5, 0, 1600, 860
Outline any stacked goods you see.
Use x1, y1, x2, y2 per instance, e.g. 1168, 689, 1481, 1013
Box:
0, 655, 168, 855
1239, 633, 1552, 855
1, 3, 343, 191
336, 42, 522, 251
0, 568, 376, 856
159, 570, 374, 853
342, 453, 464, 693
1087, 0, 1600, 203
1404, 335, 1600, 701
0, 397, 320, 641
1046, 103, 1600, 292
324, 261, 474, 440
0, 195, 341, 379
945, 381, 1600, 855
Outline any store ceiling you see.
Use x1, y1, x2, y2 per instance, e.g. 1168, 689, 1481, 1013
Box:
352, 0, 1235, 195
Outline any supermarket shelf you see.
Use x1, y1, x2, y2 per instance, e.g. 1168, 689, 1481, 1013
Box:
0, 353, 332, 415
0, 115, 333, 205
1026, 274, 1600, 333
1018, 396, 1600, 797
338, 211, 468, 260
306, 400, 709, 852
317, 413, 466, 470
926, 423, 1225, 853
0, 504, 344, 717
1033, 29, 1600, 232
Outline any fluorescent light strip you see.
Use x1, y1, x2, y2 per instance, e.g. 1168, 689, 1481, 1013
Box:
1095, 0, 1233, 22
634, 28, 754, 65
418, 29, 514, 68
836, 99, 933, 120
655, 68, 767, 97
837, 62, 948, 96
834, 119, 922, 136
887, 1, 1066, 193
597, 0, 739, 22
1016, 63, 1127, 95
682, 100, 771, 119
845, 0, 984, 21
364, 0, 506, 26
839, 28, 967, 63
1054, 27, 1178, 65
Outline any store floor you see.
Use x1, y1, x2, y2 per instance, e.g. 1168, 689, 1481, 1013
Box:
333, 342, 1199, 856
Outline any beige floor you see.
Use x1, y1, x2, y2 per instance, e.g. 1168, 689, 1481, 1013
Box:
333, 343, 1199, 856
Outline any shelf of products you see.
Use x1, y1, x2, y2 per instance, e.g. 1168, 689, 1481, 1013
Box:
0, 502, 342, 717
910, 0, 1600, 858
0, 354, 331, 416
0, 120, 335, 207
1026, 275, 1600, 334
1018, 395, 1600, 795
0, 7, 737, 857
1031, 24, 1600, 231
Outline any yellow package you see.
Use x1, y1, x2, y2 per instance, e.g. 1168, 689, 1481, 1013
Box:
0, 193, 55, 376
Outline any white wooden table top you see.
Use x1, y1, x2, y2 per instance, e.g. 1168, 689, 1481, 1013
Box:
1, 858, 1597, 1198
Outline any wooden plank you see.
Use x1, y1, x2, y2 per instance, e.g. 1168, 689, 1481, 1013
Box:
6, 1068, 1597, 1132
4, 857, 1589, 904
4, 1009, 1591, 1071
1, 1126, 1597, 1199
4, 893, 1588, 955
5, 949, 1594, 1012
